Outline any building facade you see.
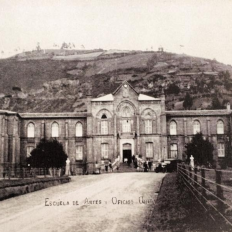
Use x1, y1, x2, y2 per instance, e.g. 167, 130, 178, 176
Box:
0, 81, 231, 174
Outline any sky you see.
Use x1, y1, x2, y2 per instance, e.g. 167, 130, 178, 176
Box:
0, 0, 232, 64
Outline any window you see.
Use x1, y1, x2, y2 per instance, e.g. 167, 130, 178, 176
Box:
193, 120, 200, 134
218, 143, 225, 157
101, 121, 108, 134
101, 143, 109, 159
146, 143, 153, 158
27, 123, 35, 138
217, 120, 224, 134
76, 146, 83, 160
27, 146, 34, 157
145, 120, 152, 134
76, 122, 83, 137
122, 119, 131, 133
52, 122, 59, 137
170, 121, 177, 135
170, 144, 178, 158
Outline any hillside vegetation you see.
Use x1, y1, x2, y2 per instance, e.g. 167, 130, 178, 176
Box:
0, 49, 232, 112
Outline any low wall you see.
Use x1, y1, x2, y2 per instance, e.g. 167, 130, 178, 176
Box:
0, 176, 71, 201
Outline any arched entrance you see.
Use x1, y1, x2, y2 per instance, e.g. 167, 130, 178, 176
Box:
120, 139, 134, 163
123, 143, 132, 163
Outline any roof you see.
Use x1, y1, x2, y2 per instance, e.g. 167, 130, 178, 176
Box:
138, 94, 160, 101
165, 110, 231, 117
113, 81, 138, 95
91, 94, 114, 102
19, 112, 87, 118
0, 110, 17, 115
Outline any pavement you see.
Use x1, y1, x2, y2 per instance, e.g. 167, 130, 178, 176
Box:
0, 172, 165, 232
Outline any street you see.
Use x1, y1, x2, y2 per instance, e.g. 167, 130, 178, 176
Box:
0, 172, 165, 232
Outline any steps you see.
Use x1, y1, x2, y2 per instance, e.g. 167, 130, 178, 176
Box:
116, 162, 137, 173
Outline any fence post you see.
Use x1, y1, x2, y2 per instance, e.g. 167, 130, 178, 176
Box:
215, 170, 224, 213
201, 168, 206, 201
194, 167, 198, 187
22, 167, 25, 179
189, 166, 192, 181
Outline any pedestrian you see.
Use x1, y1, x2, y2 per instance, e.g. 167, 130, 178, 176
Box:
144, 161, 148, 172
109, 160, 113, 172
132, 155, 135, 164
105, 160, 109, 172
148, 160, 152, 171
134, 157, 138, 168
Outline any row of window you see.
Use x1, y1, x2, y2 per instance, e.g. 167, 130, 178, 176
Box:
27, 122, 83, 138
27, 145, 84, 160
170, 120, 225, 135
27, 119, 154, 137
27, 142, 226, 160
169, 143, 225, 158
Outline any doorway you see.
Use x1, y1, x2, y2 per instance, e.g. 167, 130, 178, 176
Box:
123, 150, 132, 163
123, 143, 132, 163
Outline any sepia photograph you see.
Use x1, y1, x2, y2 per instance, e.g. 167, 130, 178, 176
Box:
0, 0, 232, 231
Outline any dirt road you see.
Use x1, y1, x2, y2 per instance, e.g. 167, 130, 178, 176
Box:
0, 173, 165, 232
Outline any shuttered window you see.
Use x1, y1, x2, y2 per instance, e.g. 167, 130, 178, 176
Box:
170, 144, 178, 158
145, 120, 152, 134
101, 121, 108, 134
218, 143, 225, 157
146, 143, 153, 158
101, 143, 109, 159
76, 146, 83, 160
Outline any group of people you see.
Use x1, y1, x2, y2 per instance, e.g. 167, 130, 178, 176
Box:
131, 155, 153, 172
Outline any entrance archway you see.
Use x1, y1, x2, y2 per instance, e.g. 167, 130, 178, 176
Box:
123, 143, 132, 164
120, 139, 134, 163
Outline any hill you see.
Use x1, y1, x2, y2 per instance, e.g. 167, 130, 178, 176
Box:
0, 49, 232, 112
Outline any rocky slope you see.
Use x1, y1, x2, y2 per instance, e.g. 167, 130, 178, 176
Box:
0, 49, 232, 112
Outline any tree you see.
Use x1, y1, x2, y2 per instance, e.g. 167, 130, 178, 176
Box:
183, 92, 193, 110
27, 139, 67, 168
185, 133, 214, 166
211, 95, 222, 109
166, 83, 180, 95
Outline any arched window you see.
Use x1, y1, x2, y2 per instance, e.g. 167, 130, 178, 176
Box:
101, 114, 108, 134
27, 123, 35, 138
217, 120, 224, 134
193, 120, 200, 134
145, 120, 152, 134
170, 121, 177, 135
52, 122, 59, 137
76, 122, 83, 137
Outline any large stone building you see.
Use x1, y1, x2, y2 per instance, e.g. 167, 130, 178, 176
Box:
0, 81, 231, 174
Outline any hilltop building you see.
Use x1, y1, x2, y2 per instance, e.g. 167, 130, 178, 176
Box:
0, 81, 231, 175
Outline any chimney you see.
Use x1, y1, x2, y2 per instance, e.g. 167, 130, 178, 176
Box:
227, 102, 231, 111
